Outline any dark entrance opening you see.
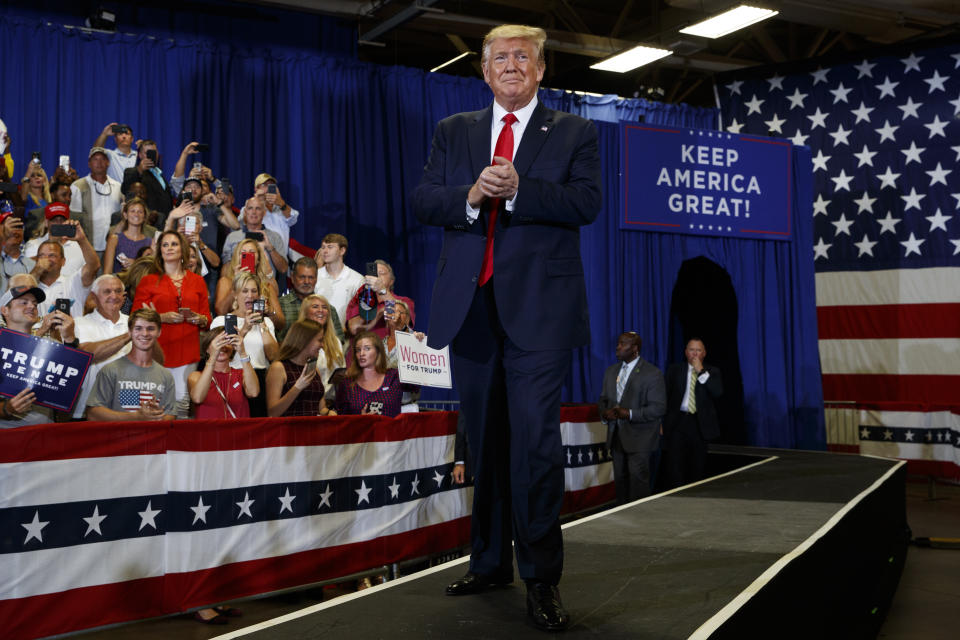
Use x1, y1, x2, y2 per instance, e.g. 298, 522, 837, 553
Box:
667, 257, 746, 445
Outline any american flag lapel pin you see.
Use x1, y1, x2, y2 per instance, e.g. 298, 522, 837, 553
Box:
541, 125, 549, 132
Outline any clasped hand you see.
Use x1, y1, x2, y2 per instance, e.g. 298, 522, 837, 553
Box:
472, 156, 518, 202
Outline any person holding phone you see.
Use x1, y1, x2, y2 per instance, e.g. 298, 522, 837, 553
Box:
344, 259, 415, 363
209, 272, 278, 417
265, 319, 334, 417
188, 327, 259, 420
31, 215, 101, 317
69, 147, 123, 252
93, 123, 138, 183
121, 140, 174, 222
1, 212, 37, 291
103, 197, 156, 274
215, 239, 283, 327
334, 331, 403, 418
20, 163, 50, 211
132, 231, 211, 417
243, 172, 299, 258
24, 200, 86, 276
220, 197, 287, 281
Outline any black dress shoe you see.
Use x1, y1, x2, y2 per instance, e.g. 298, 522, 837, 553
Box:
445, 571, 512, 596
526, 581, 570, 632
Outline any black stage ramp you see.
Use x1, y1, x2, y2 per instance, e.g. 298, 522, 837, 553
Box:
213, 448, 907, 640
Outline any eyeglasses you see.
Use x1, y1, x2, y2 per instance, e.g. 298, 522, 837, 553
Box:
93, 181, 113, 197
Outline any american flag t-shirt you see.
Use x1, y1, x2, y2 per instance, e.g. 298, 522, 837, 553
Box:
118, 389, 155, 411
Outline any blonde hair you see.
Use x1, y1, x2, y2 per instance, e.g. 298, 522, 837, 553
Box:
482, 25, 547, 66
297, 294, 343, 367
231, 271, 261, 311
24, 166, 52, 204
225, 239, 273, 283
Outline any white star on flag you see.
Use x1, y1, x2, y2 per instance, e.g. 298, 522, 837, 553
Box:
853, 145, 877, 167
902, 53, 923, 72
813, 238, 831, 260
923, 115, 949, 138
432, 470, 445, 488
744, 94, 765, 115
829, 82, 852, 104
191, 496, 210, 525
926, 163, 951, 186
764, 113, 786, 133
318, 484, 334, 508
355, 480, 372, 505
854, 59, 876, 78
854, 234, 877, 257
278, 487, 295, 513
22, 511, 49, 544
726, 118, 744, 133
876, 211, 901, 235
875, 166, 900, 189
926, 209, 950, 233
923, 69, 948, 93
236, 491, 254, 519
811, 150, 831, 172
853, 192, 876, 214
900, 141, 925, 165
786, 88, 807, 109
387, 478, 400, 500
831, 214, 854, 236
875, 120, 899, 142
83, 505, 107, 537
900, 233, 925, 256
828, 124, 852, 146
789, 130, 809, 146
767, 74, 785, 91
897, 96, 922, 119
410, 474, 420, 495
851, 101, 874, 123
813, 194, 831, 216
807, 107, 829, 129
901, 187, 925, 210
876, 76, 899, 98
830, 169, 854, 192
811, 68, 830, 84
138, 501, 161, 531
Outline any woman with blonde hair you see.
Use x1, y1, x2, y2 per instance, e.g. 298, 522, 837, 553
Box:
215, 239, 282, 329
20, 164, 51, 210
265, 320, 334, 417
210, 271, 279, 417
297, 294, 345, 376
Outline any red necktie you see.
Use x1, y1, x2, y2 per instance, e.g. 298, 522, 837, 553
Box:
478, 112, 518, 287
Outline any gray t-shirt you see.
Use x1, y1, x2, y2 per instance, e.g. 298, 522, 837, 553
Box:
87, 357, 177, 416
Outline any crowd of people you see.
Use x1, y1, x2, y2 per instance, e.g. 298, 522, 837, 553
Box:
0, 126, 423, 428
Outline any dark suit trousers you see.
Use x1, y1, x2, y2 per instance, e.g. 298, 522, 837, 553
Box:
663, 412, 708, 488
610, 429, 652, 504
451, 282, 568, 585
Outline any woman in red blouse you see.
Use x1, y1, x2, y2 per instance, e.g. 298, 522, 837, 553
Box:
132, 230, 211, 416
188, 328, 259, 419
335, 331, 403, 418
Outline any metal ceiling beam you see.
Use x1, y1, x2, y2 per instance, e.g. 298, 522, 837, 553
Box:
359, 0, 442, 43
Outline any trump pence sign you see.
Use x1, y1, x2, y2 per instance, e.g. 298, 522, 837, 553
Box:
620, 124, 792, 240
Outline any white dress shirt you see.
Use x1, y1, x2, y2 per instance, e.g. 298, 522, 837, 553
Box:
73, 310, 130, 418
680, 364, 711, 413
465, 96, 539, 222
315, 264, 364, 327
70, 175, 123, 251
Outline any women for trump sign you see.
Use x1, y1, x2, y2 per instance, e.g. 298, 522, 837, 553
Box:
621, 124, 793, 240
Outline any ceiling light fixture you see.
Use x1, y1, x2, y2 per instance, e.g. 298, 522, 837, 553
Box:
590, 46, 673, 73
430, 51, 474, 73
679, 5, 778, 39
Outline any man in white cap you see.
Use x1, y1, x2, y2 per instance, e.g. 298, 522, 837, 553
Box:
70, 146, 123, 253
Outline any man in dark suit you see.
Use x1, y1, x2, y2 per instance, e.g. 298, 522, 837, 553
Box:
663, 338, 724, 488
411, 24, 601, 632
598, 332, 666, 504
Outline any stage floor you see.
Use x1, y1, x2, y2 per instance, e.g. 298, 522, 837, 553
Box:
210, 448, 905, 639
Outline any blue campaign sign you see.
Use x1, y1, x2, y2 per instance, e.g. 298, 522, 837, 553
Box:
0, 329, 93, 412
620, 124, 793, 240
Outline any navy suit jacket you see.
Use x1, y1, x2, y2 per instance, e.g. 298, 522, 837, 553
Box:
411, 101, 602, 351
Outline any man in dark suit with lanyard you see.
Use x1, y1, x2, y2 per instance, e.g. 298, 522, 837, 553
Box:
411, 24, 601, 632
663, 338, 724, 488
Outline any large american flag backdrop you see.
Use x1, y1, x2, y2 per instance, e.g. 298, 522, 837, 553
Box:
0, 408, 612, 639
716, 43, 960, 479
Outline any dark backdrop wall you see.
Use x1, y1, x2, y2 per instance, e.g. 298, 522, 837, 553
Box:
0, 12, 823, 448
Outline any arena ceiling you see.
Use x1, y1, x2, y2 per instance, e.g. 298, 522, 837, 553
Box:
237, 1, 960, 107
